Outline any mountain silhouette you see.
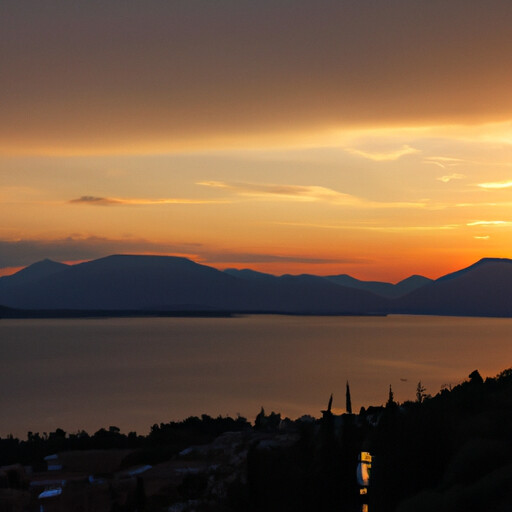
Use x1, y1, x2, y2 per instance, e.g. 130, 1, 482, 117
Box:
323, 273, 432, 298
223, 268, 277, 281
436, 257, 512, 282
0, 258, 68, 287
0, 255, 240, 310
0, 255, 387, 313
0, 305, 14, 316
225, 268, 431, 298
237, 272, 387, 314
2, 255, 511, 317
392, 258, 512, 316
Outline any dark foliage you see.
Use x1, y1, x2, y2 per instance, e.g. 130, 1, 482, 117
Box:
369, 369, 512, 511
242, 369, 512, 512
0, 415, 250, 467
3, 369, 512, 511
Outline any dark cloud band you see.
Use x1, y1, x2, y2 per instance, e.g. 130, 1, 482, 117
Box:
0, 238, 367, 270
2, 0, 512, 152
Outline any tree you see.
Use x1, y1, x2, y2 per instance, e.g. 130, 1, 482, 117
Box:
386, 385, 395, 408
469, 369, 483, 385
346, 381, 352, 414
416, 381, 429, 403
254, 407, 265, 430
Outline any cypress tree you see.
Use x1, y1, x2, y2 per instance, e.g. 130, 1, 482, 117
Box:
386, 384, 395, 408
346, 381, 352, 414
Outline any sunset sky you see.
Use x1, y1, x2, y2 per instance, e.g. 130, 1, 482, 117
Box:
2, 0, 512, 281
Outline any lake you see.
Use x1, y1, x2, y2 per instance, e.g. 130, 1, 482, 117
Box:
1, 315, 511, 437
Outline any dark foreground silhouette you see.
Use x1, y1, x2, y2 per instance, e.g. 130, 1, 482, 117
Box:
1, 368, 512, 511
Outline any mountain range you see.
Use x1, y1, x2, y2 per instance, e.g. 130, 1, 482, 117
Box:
0, 255, 510, 317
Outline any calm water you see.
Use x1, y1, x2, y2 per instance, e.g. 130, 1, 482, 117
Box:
1, 315, 511, 437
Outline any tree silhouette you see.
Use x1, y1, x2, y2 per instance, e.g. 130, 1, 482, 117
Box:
386, 385, 395, 408
346, 381, 352, 414
416, 381, 429, 403
255, 407, 266, 430
469, 369, 483, 384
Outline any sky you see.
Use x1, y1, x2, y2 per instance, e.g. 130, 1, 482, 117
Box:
2, 0, 512, 281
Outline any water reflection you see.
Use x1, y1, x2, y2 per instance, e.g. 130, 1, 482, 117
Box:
0, 315, 511, 437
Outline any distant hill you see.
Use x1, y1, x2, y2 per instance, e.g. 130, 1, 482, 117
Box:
436, 257, 512, 282
223, 268, 277, 281
225, 268, 432, 298
324, 273, 432, 298
2, 255, 512, 317
0, 255, 387, 314
392, 258, 512, 316
235, 272, 387, 314
0, 305, 15, 316
0, 255, 240, 311
0, 259, 68, 287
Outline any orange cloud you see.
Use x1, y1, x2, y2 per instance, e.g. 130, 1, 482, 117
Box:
198, 181, 428, 209
477, 181, 512, 189
345, 144, 419, 161
437, 174, 466, 183
466, 221, 512, 226
275, 221, 459, 232
69, 196, 227, 206
197, 181, 360, 204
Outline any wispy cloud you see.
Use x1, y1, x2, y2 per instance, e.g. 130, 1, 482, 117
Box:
275, 221, 459, 232
455, 202, 498, 207
466, 220, 512, 226
437, 173, 466, 183
70, 196, 121, 205
345, 144, 419, 162
474, 235, 490, 240
477, 180, 512, 189
69, 196, 226, 206
199, 252, 368, 265
0, 236, 204, 269
424, 156, 465, 169
0, 236, 366, 271
197, 181, 361, 204
198, 181, 428, 209
197, 181, 366, 206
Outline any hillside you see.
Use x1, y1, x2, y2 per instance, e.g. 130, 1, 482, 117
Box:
2, 255, 512, 317
392, 258, 512, 317
0, 255, 387, 314
1, 368, 512, 512
324, 273, 432, 298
